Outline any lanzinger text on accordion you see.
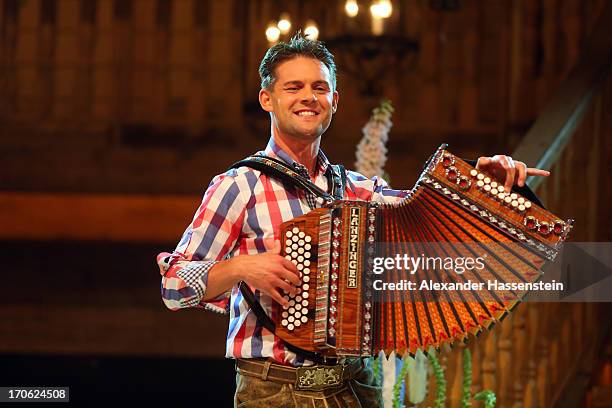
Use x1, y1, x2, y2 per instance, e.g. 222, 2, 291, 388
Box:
274, 145, 573, 358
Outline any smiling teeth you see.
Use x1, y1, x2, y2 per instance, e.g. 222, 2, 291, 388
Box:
298, 111, 316, 116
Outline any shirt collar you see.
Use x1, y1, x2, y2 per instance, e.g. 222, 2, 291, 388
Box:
263, 137, 331, 176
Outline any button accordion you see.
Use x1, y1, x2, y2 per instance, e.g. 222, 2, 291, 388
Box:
274, 145, 572, 357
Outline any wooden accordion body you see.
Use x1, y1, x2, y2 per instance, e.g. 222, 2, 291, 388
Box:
274, 145, 573, 357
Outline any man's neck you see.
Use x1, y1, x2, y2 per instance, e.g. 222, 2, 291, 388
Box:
273, 133, 321, 176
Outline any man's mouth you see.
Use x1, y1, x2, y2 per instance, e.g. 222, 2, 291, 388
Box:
294, 110, 319, 117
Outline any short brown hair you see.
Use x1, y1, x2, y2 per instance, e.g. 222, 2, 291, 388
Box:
259, 32, 337, 90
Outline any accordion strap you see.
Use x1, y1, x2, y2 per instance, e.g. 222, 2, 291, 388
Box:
229, 155, 346, 202
230, 154, 345, 365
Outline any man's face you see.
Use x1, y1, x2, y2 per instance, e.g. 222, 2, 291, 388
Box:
259, 56, 339, 142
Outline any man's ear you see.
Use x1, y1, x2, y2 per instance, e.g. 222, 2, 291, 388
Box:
332, 90, 339, 113
259, 88, 273, 113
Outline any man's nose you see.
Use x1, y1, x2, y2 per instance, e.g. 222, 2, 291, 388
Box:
301, 89, 318, 103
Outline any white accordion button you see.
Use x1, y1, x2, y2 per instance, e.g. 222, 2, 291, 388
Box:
285, 231, 293, 238
301, 315, 308, 323
302, 299, 309, 308
282, 311, 288, 318
303, 275, 310, 283
305, 236, 312, 243
285, 255, 292, 261
303, 260, 311, 267
504, 196, 512, 204
304, 251, 311, 259
298, 231, 305, 238
292, 235, 299, 243
476, 180, 484, 188
297, 264, 304, 271
518, 197, 525, 204
281, 319, 288, 327
302, 283, 310, 291
484, 177, 491, 184
294, 311, 302, 319
296, 295, 302, 302
303, 292, 309, 299
477, 173, 484, 180
490, 188, 498, 195
285, 239, 292, 246
297, 247, 304, 254
285, 247, 292, 254
491, 181, 498, 188
470, 169, 478, 177
525, 201, 532, 209
294, 319, 301, 327
305, 243, 311, 250
497, 192, 506, 200
484, 184, 491, 192
288, 307, 295, 314
287, 323, 294, 331
292, 227, 299, 234
289, 299, 295, 307
497, 185, 505, 193
510, 193, 518, 200
288, 315, 295, 323
295, 303, 302, 311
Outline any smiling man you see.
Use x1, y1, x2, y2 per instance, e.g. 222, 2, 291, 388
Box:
157, 32, 548, 407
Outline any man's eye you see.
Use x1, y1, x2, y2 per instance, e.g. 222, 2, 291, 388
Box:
286, 87, 298, 91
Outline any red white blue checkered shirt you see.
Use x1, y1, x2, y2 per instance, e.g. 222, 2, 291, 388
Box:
157, 138, 410, 366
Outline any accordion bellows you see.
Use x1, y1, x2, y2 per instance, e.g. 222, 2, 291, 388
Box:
275, 145, 572, 357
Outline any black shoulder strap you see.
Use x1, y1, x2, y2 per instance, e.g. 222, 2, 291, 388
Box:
229, 155, 335, 204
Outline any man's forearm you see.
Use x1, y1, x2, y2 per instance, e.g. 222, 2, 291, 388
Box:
202, 258, 242, 301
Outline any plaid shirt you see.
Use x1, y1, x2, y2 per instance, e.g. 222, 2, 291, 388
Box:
157, 138, 410, 366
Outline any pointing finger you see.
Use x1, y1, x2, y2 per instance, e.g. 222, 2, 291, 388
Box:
526, 168, 550, 177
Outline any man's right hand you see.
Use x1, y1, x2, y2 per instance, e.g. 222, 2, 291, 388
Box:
205, 241, 301, 307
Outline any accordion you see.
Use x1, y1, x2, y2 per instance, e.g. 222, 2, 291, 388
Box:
274, 145, 573, 357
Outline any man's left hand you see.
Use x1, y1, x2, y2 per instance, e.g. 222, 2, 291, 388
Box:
476, 155, 550, 191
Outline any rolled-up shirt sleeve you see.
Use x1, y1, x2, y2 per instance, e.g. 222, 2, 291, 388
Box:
158, 172, 247, 314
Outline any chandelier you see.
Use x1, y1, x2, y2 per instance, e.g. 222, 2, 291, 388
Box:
263, 0, 421, 96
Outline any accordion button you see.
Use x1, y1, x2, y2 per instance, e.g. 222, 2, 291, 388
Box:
510, 193, 518, 200
282, 311, 288, 318
497, 185, 505, 193
303, 275, 310, 283
297, 247, 304, 254
292, 227, 299, 234
484, 185, 491, 192
301, 316, 308, 323
303, 268, 310, 275
303, 292, 310, 299
292, 236, 299, 243
294, 320, 301, 327
298, 255, 304, 263
302, 300, 309, 308
491, 181, 498, 188
504, 196, 512, 204
476, 180, 484, 188
305, 236, 312, 243
304, 260, 311, 267
286, 231, 293, 238
484, 177, 491, 184
553, 221, 565, 234
295, 311, 302, 319
497, 193, 506, 200
525, 201, 532, 209
296, 295, 302, 302
302, 283, 310, 291
470, 169, 478, 177
297, 264, 303, 271
511, 200, 519, 208
295, 303, 302, 311
518, 204, 526, 212
518, 197, 525, 204
286, 239, 292, 246
298, 231, 305, 238
288, 315, 295, 323
286, 247, 292, 254
288, 324, 295, 331
305, 243, 312, 250
490, 188, 498, 195
289, 299, 295, 307
304, 251, 311, 259
285, 255, 292, 261
281, 319, 288, 327
477, 173, 484, 180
